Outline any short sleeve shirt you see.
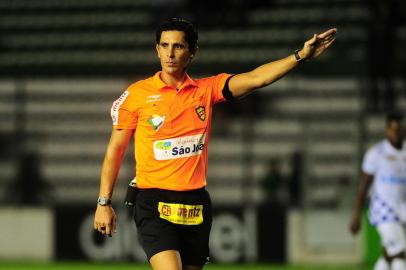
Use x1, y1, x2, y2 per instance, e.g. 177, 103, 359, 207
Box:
364, 140, 406, 225
110, 72, 232, 191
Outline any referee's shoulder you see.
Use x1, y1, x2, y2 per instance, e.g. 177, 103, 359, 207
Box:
193, 73, 229, 84
127, 76, 154, 92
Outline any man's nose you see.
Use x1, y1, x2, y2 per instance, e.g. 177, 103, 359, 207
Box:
168, 47, 175, 58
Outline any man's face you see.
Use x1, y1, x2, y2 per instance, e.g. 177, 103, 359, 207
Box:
156, 30, 193, 76
386, 120, 404, 146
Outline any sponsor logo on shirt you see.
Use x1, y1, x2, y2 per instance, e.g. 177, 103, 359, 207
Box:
146, 94, 162, 103
155, 141, 172, 150
153, 134, 205, 160
111, 90, 129, 125
147, 114, 165, 131
379, 174, 406, 184
386, 155, 396, 161
195, 105, 206, 121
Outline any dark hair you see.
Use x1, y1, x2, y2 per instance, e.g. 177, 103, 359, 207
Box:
156, 18, 198, 54
386, 111, 403, 125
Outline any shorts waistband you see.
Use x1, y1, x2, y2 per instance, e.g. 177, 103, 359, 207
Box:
137, 187, 207, 201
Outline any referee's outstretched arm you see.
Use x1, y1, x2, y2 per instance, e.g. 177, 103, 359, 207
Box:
228, 28, 337, 98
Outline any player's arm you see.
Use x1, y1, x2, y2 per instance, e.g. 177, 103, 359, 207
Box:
349, 173, 374, 235
228, 28, 337, 98
94, 128, 134, 236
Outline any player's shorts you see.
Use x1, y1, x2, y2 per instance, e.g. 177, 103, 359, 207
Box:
134, 187, 212, 266
377, 222, 406, 256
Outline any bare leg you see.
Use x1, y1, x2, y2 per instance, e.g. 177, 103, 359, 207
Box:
150, 250, 182, 270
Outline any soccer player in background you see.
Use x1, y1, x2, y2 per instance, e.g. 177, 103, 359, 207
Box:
94, 18, 336, 270
350, 112, 406, 270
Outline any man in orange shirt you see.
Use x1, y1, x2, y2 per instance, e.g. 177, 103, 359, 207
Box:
94, 18, 336, 270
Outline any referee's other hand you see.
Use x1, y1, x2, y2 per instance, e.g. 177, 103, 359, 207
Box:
94, 205, 117, 237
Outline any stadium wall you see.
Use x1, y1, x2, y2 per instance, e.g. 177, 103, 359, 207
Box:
0, 207, 54, 260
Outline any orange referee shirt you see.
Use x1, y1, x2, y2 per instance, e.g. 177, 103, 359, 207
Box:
111, 72, 232, 191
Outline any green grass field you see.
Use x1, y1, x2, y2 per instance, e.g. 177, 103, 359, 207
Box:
0, 262, 369, 270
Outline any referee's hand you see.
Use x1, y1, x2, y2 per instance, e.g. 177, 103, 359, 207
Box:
299, 28, 337, 60
94, 205, 117, 237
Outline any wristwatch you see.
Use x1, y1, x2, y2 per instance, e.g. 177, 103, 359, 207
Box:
97, 196, 111, 206
294, 49, 306, 63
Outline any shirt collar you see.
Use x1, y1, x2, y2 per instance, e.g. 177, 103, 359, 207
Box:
152, 71, 197, 91
384, 139, 404, 153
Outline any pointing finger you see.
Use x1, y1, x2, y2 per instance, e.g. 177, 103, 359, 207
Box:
317, 28, 337, 39
323, 37, 336, 49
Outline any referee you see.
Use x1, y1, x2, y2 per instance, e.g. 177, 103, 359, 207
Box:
94, 18, 336, 270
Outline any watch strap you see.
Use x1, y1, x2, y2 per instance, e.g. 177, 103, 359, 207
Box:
294, 49, 306, 63
97, 196, 111, 206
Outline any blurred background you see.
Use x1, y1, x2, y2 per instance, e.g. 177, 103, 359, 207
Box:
0, 0, 405, 268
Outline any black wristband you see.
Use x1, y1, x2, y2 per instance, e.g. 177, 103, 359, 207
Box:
294, 49, 306, 63
222, 75, 236, 101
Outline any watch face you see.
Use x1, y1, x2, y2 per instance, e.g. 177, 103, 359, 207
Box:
98, 197, 110, 206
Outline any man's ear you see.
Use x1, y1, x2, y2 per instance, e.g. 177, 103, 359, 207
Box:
193, 47, 199, 57
190, 47, 198, 60
156, 44, 161, 58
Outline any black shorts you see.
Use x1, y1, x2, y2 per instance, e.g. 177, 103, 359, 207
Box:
134, 187, 212, 266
